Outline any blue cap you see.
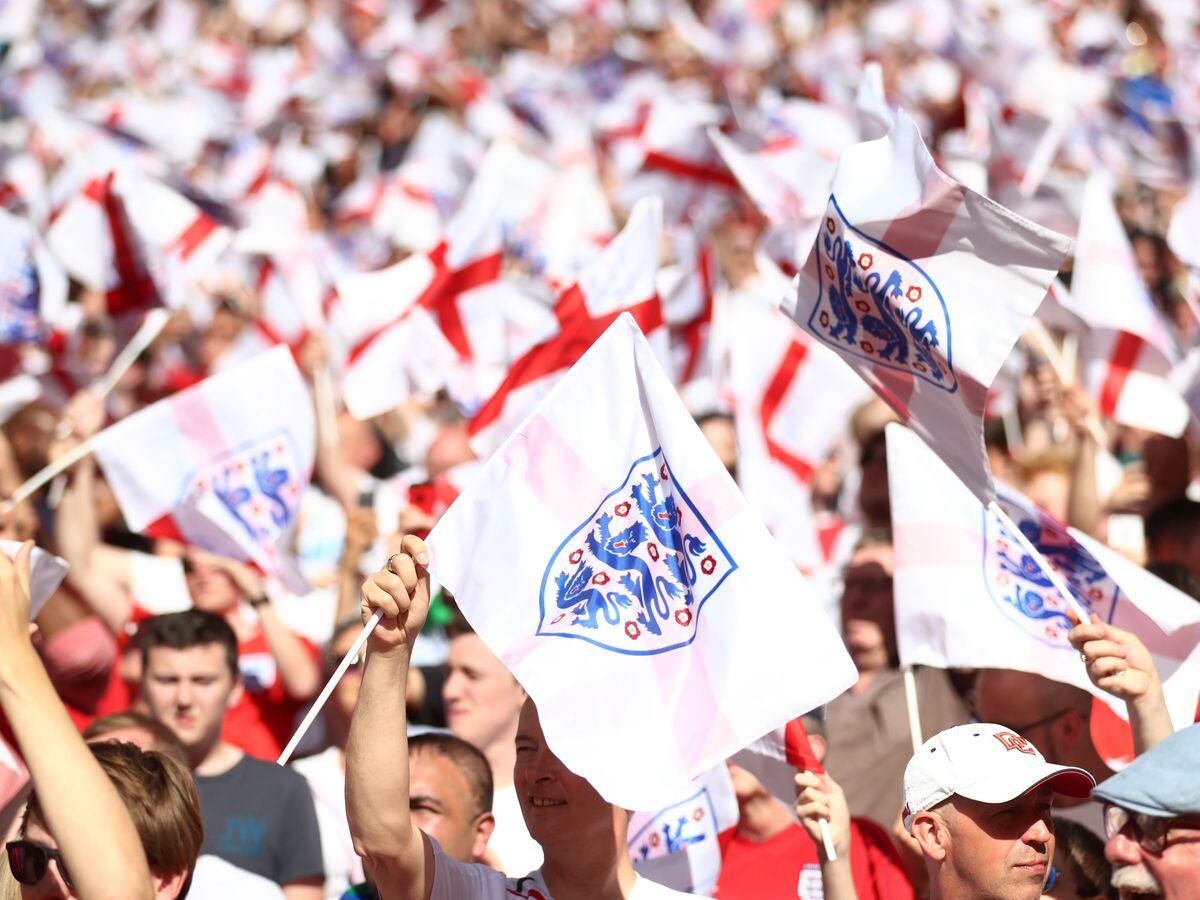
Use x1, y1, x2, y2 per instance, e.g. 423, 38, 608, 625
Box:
1091, 724, 1200, 818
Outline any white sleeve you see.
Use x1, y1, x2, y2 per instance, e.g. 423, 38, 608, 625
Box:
429, 837, 506, 900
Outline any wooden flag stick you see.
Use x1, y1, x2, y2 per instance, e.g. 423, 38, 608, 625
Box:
2, 435, 100, 512
277, 608, 382, 766
92, 309, 171, 401
987, 500, 1091, 626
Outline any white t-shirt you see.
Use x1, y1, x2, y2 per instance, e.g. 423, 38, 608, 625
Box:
430, 838, 697, 899
188, 854, 286, 899
488, 784, 544, 876
291, 747, 364, 898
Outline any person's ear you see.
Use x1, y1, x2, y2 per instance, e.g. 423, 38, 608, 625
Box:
472, 812, 496, 862
1055, 708, 1086, 753
153, 867, 189, 900
911, 810, 949, 862
228, 673, 245, 708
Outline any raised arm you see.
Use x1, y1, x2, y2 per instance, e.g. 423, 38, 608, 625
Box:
795, 770, 859, 900
345, 535, 434, 900
0, 543, 153, 900
1069, 614, 1173, 754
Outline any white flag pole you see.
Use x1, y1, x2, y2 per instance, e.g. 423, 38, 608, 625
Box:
987, 500, 1092, 626
91, 309, 172, 401
277, 608, 383, 766
1, 435, 100, 512
817, 819, 838, 862
902, 665, 923, 754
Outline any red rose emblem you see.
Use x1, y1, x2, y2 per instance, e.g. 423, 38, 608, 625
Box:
675, 608, 692, 627
700, 555, 716, 575
625, 621, 640, 640
614, 502, 631, 517
647, 543, 659, 561
593, 572, 609, 585
569, 549, 583, 564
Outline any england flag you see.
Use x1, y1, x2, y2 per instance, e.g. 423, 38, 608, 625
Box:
887, 424, 1200, 731
428, 314, 856, 810
781, 110, 1071, 503
93, 346, 314, 593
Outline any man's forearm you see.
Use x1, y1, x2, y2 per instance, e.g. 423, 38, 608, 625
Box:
1128, 687, 1173, 755
346, 649, 418, 860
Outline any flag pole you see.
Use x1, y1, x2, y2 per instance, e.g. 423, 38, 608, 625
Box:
277, 608, 383, 766
987, 500, 1092, 625
91, 309, 172, 401
902, 665, 923, 754
1, 435, 100, 513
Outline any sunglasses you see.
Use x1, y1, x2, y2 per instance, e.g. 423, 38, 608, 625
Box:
6, 840, 73, 889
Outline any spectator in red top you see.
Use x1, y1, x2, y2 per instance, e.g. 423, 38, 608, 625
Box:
52, 389, 321, 758
714, 714, 915, 900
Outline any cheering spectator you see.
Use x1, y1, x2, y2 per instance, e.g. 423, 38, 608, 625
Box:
715, 714, 914, 899
346, 537, 695, 898
138, 610, 325, 899
0, 543, 155, 899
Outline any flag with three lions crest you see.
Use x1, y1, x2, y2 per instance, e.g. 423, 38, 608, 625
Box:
94, 346, 314, 593
427, 314, 856, 810
780, 110, 1072, 503
886, 424, 1200, 734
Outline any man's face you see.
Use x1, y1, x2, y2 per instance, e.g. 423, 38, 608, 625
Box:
1105, 809, 1200, 900
444, 634, 526, 754
184, 556, 242, 614
513, 700, 615, 853
409, 750, 491, 863
142, 644, 238, 761
840, 544, 896, 672
941, 788, 1056, 900
974, 670, 1075, 769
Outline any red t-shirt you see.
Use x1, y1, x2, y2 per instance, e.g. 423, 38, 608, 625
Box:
221, 631, 320, 761
714, 818, 915, 900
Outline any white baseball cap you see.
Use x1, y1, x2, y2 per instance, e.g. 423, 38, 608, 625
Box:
903, 723, 1095, 830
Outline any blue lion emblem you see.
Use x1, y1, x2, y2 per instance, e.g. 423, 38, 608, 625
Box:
538, 448, 736, 655
982, 490, 1119, 648
0, 251, 42, 343
180, 431, 304, 553
808, 196, 957, 393
628, 787, 718, 861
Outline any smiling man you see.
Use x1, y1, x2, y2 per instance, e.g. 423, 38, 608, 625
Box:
347, 536, 697, 899
904, 723, 1096, 900
139, 610, 325, 900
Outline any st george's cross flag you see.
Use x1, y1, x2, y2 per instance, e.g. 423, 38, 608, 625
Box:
467, 196, 668, 457
93, 346, 314, 593
627, 764, 738, 895
427, 314, 856, 810
781, 111, 1071, 503
886, 424, 1200, 731
1066, 171, 1188, 438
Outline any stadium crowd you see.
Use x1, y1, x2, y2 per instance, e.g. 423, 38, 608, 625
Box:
0, 0, 1199, 898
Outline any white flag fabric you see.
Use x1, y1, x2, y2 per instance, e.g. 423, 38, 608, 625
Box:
0, 540, 69, 621
0, 209, 67, 343
781, 110, 1071, 503
887, 424, 1200, 729
467, 196, 667, 458
428, 314, 856, 810
94, 346, 314, 593
1067, 171, 1187, 437
628, 764, 738, 896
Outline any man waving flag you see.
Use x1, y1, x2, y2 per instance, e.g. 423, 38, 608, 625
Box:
428, 313, 856, 811
780, 110, 1071, 503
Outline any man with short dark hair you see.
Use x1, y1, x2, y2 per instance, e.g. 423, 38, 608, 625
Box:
139, 610, 325, 900
904, 723, 1096, 900
408, 733, 496, 863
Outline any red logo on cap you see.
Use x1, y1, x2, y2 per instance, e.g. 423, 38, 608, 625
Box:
994, 732, 1037, 755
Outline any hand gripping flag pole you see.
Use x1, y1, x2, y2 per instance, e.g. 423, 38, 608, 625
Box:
784, 718, 838, 862
277, 607, 383, 766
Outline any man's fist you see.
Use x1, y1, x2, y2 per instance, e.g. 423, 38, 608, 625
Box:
360, 534, 431, 656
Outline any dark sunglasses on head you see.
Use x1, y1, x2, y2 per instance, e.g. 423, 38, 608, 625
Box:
6, 839, 73, 889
